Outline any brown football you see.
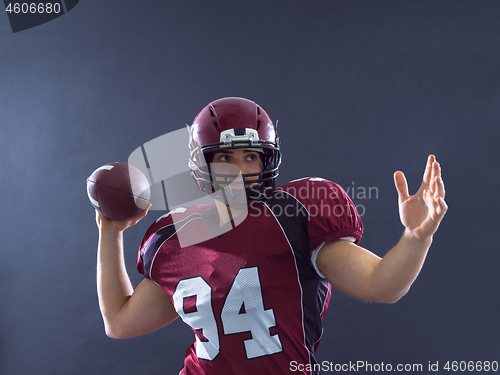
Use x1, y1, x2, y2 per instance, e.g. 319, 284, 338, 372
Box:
87, 162, 150, 220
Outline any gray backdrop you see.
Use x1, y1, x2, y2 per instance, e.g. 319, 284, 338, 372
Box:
1, 1, 499, 374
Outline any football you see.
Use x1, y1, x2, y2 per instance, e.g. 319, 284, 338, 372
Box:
87, 162, 151, 220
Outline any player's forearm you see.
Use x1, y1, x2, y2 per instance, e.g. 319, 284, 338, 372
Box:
371, 229, 432, 303
96, 228, 134, 336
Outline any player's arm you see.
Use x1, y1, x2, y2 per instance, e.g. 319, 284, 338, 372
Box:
316, 155, 448, 303
96, 209, 178, 339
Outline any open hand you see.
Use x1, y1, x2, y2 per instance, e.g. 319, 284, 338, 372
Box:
394, 155, 448, 241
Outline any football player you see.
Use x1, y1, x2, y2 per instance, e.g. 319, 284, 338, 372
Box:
95, 97, 447, 374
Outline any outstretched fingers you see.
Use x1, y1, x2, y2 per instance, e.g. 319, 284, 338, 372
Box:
394, 155, 448, 239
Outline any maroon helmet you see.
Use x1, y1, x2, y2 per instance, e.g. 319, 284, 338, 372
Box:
188, 97, 281, 203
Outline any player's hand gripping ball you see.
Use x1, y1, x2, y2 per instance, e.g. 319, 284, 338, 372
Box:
86, 162, 151, 220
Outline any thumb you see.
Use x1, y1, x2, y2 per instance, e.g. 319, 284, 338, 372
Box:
394, 171, 409, 202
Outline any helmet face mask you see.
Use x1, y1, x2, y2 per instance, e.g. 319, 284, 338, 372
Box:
188, 97, 281, 206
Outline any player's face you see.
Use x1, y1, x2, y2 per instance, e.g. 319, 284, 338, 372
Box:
210, 149, 264, 188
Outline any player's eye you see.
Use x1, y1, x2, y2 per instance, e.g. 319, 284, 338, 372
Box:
246, 153, 258, 161
216, 154, 231, 162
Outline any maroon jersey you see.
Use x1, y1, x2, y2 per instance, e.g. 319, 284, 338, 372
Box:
137, 178, 363, 374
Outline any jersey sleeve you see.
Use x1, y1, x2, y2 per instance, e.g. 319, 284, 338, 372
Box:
280, 177, 363, 255
136, 219, 161, 278
136, 206, 207, 279
136, 211, 177, 279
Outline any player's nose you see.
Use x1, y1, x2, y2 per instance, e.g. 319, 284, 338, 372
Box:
238, 159, 256, 176
236, 162, 247, 174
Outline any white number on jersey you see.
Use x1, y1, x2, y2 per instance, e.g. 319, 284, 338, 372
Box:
172, 266, 283, 360
221, 267, 282, 359
173, 277, 220, 360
